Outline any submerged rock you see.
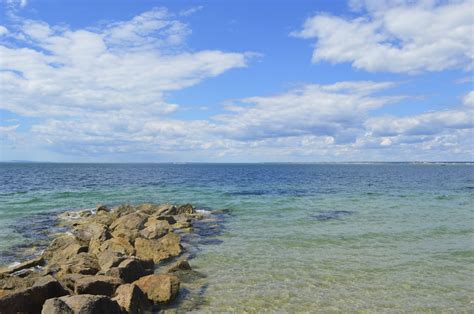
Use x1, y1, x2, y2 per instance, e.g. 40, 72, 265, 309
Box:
165, 259, 192, 273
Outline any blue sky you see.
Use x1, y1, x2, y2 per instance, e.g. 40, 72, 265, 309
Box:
0, 0, 473, 162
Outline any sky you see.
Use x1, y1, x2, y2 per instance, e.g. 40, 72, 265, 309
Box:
0, 0, 473, 162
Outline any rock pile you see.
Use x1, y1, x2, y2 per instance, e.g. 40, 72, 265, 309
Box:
0, 203, 203, 313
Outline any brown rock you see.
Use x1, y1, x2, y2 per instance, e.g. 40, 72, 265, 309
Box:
105, 258, 149, 283
42, 235, 88, 265
134, 274, 180, 304
155, 215, 177, 225
0, 256, 44, 276
96, 204, 110, 213
98, 237, 135, 256
134, 233, 182, 263
113, 283, 150, 313
45, 294, 122, 314
41, 297, 74, 314
62, 253, 99, 275
175, 204, 195, 215
96, 251, 127, 273
110, 212, 148, 242
73, 222, 109, 244
139, 221, 169, 240
0, 271, 42, 291
114, 204, 136, 217
74, 275, 122, 296
0, 275, 68, 314
165, 260, 192, 273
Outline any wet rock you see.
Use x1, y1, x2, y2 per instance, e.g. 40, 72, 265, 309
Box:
0, 275, 68, 314
155, 215, 177, 225
74, 275, 122, 296
134, 233, 182, 263
44, 294, 122, 314
134, 274, 180, 304
105, 258, 149, 283
113, 283, 150, 313
96, 204, 110, 213
0, 256, 44, 276
175, 204, 195, 215
165, 260, 192, 273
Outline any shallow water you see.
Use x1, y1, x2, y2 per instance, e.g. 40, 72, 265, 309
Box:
0, 163, 473, 312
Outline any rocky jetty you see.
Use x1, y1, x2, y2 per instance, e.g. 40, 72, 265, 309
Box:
0, 203, 207, 313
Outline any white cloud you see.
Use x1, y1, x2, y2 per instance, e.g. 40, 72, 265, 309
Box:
0, 26, 8, 36
0, 9, 249, 119
293, 0, 474, 73
214, 81, 402, 142
179, 6, 204, 17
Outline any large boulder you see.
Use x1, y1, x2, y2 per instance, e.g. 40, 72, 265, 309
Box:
74, 275, 122, 296
73, 222, 109, 244
134, 233, 182, 263
42, 235, 88, 265
41, 297, 74, 314
110, 213, 148, 242
0, 271, 42, 291
105, 258, 149, 283
96, 251, 127, 273
139, 220, 170, 240
113, 283, 150, 313
133, 274, 180, 304
43, 294, 121, 314
136, 203, 174, 216
98, 237, 135, 257
0, 275, 68, 314
61, 253, 99, 275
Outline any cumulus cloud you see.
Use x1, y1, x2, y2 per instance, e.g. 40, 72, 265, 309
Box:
0, 8, 249, 120
293, 0, 474, 73
214, 81, 402, 142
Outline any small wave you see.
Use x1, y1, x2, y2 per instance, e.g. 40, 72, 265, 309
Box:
8, 261, 21, 269
196, 209, 212, 215
311, 210, 354, 221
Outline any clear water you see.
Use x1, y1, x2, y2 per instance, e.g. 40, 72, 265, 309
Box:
0, 163, 473, 312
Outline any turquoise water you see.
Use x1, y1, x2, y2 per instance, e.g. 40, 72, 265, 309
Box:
0, 163, 473, 312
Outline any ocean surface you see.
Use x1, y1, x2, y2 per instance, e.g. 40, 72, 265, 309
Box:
0, 163, 472, 312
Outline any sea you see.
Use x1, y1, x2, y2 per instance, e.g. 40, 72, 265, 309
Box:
0, 162, 472, 312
